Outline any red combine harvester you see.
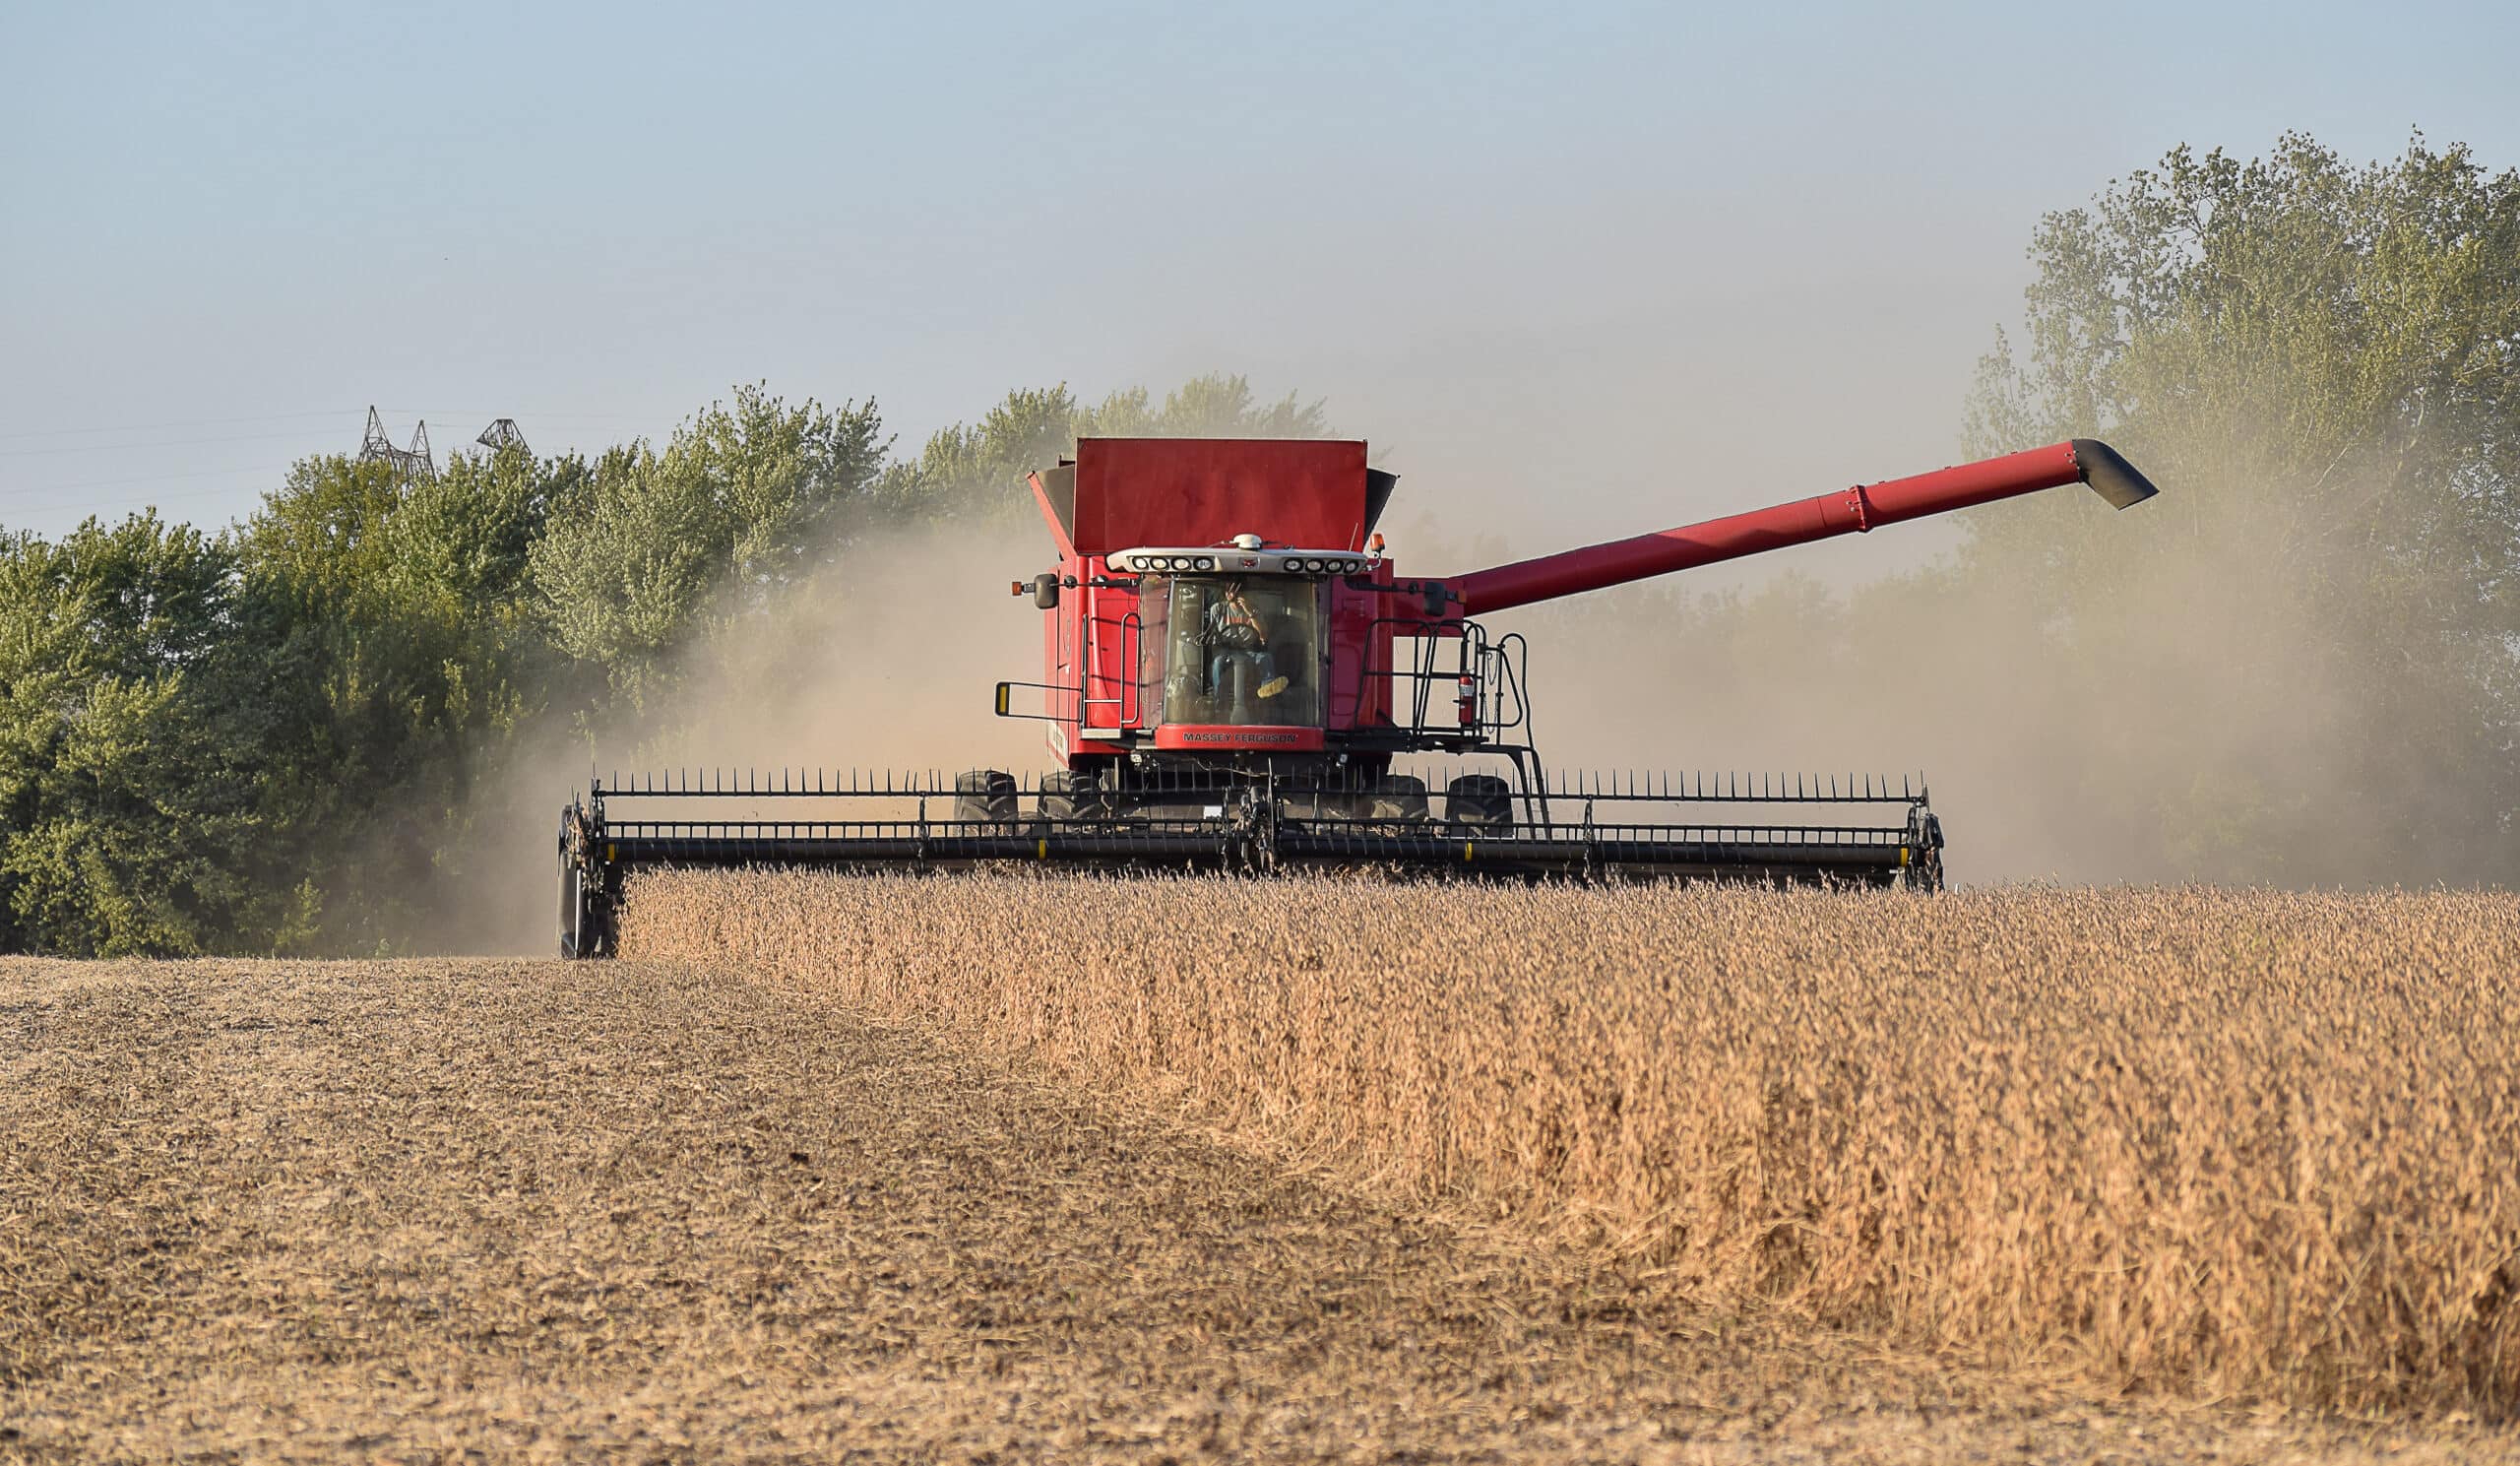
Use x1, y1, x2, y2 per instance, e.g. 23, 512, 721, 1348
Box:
558, 436, 2156, 956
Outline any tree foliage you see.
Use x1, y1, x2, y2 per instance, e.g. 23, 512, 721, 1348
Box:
0, 517, 274, 954
879, 373, 1333, 528
0, 374, 1330, 955
1958, 132, 2520, 879
530, 384, 888, 705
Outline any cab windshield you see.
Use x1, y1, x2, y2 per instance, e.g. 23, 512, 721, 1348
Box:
1142, 575, 1324, 727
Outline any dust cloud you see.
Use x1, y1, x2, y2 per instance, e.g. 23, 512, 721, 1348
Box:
626, 523, 1048, 781
1466, 441, 2502, 889
435, 414, 2505, 956
434, 519, 1049, 955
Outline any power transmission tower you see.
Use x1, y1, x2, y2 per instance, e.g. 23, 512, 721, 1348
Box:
356, 406, 437, 482
475, 417, 531, 455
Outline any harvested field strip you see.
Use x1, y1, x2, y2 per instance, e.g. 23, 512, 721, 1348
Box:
624, 874, 2520, 1418
25, 958, 2484, 1462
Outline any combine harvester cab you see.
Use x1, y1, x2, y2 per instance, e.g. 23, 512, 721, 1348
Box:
560, 435, 2157, 956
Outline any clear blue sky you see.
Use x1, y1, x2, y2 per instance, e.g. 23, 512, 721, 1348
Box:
5, 0, 2515, 553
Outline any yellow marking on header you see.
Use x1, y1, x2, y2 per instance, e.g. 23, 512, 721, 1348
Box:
1899, 847, 1911, 866
605, 844, 615, 862
1038, 838, 1048, 860
1464, 841, 1475, 862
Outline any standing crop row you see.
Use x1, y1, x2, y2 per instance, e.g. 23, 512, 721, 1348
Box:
624, 872, 2520, 1417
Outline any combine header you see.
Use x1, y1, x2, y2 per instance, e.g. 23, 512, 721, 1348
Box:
560, 435, 2156, 955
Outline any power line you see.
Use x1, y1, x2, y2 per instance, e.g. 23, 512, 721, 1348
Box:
0, 428, 342, 459
0, 479, 280, 523
0, 404, 630, 511
0, 462, 288, 498
0, 409, 355, 443
0, 406, 642, 443
383, 408, 640, 420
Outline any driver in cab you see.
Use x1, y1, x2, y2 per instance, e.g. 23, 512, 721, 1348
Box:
1206, 582, 1289, 713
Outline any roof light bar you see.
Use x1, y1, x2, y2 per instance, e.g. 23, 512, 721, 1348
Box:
1109, 547, 1372, 577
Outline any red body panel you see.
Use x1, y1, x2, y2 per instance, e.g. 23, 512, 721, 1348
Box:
1032, 440, 1405, 769
1326, 563, 1390, 730
1070, 439, 1372, 554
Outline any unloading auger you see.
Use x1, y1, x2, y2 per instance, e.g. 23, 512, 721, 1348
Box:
559, 435, 2157, 955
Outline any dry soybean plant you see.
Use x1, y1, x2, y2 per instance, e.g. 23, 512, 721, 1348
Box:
623, 871, 2520, 1417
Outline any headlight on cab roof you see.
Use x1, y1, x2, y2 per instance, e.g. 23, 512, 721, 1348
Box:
1111, 547, 1366, 575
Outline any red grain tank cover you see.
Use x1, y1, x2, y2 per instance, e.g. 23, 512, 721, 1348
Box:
1047, 438, 1383, 555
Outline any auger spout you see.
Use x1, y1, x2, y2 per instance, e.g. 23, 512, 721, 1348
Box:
1449, 439, 2158, 616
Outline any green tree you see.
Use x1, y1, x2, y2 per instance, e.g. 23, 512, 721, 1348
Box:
234, 443, 563, 950
530, 385, 888, 707
0, 516, 278, 954
880, 374, 1335, 530
1963, 132, 2520, 880
1076, 373, 1331, 439
876, 385, 1080, 529
0, 374, 1334, 956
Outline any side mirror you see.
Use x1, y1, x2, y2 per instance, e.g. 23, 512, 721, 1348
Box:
1033, 572, 1060, 609
994, 681, 1012, 717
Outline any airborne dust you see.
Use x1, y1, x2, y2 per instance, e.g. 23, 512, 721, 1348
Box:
456, 451, 2486, 955
445, 522, 1045, 954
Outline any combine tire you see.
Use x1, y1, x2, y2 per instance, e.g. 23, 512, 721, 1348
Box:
1365, 774, 1430, 823
954, 769, 1020, 828
1037, 769, 1101, 824
1444, 774, 1515, 834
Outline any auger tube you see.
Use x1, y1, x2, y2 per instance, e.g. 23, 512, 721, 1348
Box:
1449, 439, 2158, 616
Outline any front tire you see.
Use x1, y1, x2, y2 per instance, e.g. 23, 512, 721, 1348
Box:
1444, 774, 1515, 834
954, 769, 1020, 828
1037, 769, 1101, 825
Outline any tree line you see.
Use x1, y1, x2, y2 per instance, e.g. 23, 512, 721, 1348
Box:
0, 378, 1327, 955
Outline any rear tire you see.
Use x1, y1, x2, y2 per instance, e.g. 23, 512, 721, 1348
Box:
1365, 774, 1429, 823
1444, 774, 1515, 834
954, 769, 1020, 827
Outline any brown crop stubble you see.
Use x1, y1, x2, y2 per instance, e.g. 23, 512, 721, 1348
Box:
623, 873, 2520, 1418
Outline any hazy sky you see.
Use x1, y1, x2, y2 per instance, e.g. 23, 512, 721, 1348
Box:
6, 0, 2515, 567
